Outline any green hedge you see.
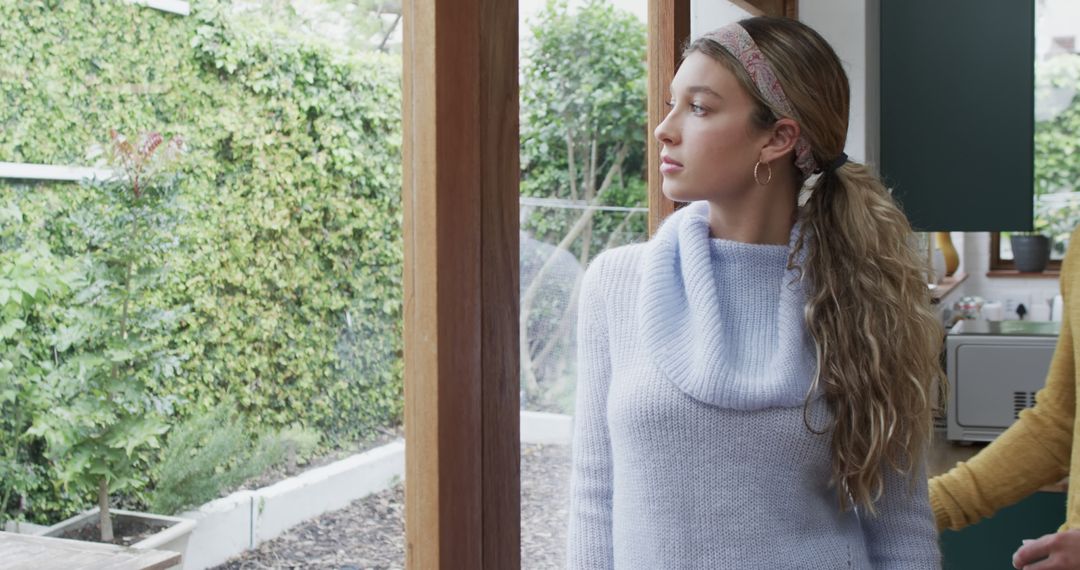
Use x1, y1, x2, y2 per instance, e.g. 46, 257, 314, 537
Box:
1034, 54, 1080, 197
0, 0, 403, 521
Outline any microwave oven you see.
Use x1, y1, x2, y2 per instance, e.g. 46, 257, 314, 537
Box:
945, 319, 1060, 443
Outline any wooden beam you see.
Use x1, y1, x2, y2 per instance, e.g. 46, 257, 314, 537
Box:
728, 0, 765, 16
478, 1, 522, 568
785, 0, 798, 20
402, 0, 519, 568
729, 0, 798, 18
647, 0, 691, 237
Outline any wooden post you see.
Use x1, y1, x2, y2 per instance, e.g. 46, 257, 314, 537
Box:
647, 0, 691, 237
401, 0, 520, 568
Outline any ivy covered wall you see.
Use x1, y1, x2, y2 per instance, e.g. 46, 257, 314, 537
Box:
0, 0, 403, 520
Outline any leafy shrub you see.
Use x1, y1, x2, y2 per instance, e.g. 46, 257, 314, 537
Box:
148, 402, 320, 515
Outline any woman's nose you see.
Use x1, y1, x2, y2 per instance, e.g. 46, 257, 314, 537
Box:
654, 114, 677, 146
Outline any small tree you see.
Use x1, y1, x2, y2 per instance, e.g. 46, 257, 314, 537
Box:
520, 0, 648, 259
30, 131, 186, 542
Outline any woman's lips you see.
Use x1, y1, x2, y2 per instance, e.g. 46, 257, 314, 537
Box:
660, 155, 683, 174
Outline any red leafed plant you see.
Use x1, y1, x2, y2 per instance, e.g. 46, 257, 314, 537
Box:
108, 129, 184, 200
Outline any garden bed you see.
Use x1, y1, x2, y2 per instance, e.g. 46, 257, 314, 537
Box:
211, 442, 571, 570
173, 411, 571, 569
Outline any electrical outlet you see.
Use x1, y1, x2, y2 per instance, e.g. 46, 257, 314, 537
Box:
1002, 295, 1033, 320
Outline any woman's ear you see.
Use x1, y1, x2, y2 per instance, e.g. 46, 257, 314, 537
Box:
759, 118, 801, 163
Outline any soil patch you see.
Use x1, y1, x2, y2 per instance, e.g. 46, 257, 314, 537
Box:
60, 514, 170, 547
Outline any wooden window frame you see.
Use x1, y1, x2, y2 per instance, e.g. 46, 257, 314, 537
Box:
647, 0, 692, 236
401, 0, 795, 567
989, 233, 1063, 274
401, 0, 520, 567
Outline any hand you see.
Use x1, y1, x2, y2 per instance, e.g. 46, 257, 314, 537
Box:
1013, 530, 1080, 569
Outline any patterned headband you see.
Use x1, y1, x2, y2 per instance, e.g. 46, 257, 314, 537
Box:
702, 23, 819, 176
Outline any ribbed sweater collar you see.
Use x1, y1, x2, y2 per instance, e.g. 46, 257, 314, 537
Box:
638, 201, 818, 409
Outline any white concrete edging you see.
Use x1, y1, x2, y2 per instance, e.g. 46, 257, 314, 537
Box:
179, 441, 404, 569
253, 440, 405, 544
2, 520, 49, 534
177, 490, 257, 570
177, 411, 571, 569
520, 410, 572, 445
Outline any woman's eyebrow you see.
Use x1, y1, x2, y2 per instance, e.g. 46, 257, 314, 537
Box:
670, 85, 724, 99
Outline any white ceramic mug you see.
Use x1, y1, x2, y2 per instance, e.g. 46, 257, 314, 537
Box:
982, 301, 1005, 321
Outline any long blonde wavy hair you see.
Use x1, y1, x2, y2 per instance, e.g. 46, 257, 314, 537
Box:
687, 17, 945, 513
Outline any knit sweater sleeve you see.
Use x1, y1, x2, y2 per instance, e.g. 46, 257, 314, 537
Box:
566, 254, 615, 570
928, 240, 1077, 531
860, 458, 942, 569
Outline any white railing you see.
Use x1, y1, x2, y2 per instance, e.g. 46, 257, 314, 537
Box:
124, 0, 191, 16
0, 162, 116, 182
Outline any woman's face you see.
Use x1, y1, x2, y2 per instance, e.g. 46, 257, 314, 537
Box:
654, 51, 770, 202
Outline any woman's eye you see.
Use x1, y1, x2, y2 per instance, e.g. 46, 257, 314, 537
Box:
664, 99, 705, 115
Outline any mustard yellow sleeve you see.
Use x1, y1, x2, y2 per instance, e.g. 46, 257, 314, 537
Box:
929, 244, 1077, 531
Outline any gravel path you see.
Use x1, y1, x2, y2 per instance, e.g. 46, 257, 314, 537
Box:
212, 443, 571, 570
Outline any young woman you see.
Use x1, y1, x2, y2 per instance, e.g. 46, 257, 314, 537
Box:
566, 17, 943, 569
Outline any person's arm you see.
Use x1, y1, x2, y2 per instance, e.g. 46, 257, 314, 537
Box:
565, 255, 615, 569
929, 251, 1076, 531
860, 457, 942, 569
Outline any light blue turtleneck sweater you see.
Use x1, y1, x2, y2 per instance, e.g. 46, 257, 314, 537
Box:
565, 201, 940, 569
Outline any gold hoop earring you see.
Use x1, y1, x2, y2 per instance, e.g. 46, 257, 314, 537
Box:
754, 161, 772, 186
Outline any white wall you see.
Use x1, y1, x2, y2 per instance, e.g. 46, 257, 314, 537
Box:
800, 1, 875, 166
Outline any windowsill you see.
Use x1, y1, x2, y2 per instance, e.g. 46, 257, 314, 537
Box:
986, 269, 1061, 278
930, 271, 968, 305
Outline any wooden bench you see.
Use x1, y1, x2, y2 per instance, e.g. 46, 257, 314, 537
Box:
0, 531, 180, 570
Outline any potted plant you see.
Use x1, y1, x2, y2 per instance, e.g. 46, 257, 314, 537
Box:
1010, 231, 1052, 273
28, 130, 196, 554
1013, 193, 1080, 273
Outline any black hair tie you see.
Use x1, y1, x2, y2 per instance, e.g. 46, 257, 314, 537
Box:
827, 152, 848, 173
